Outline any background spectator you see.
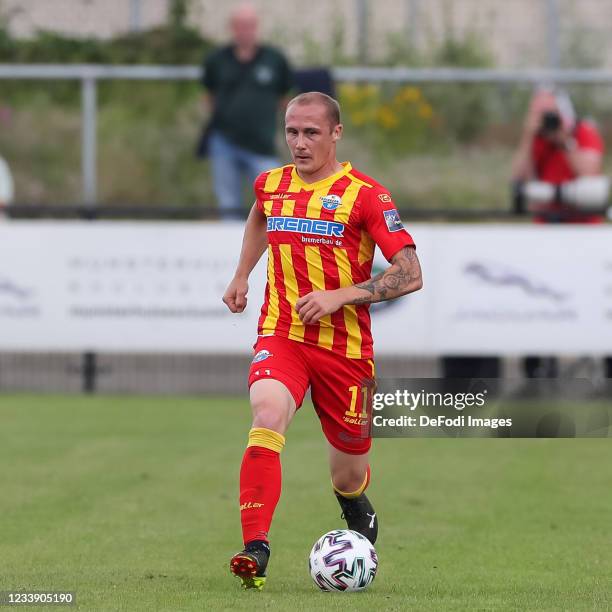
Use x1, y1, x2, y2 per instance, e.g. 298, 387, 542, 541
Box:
511, 88, 610, 380
512, 88, 605, 224
201, 3, 293, 220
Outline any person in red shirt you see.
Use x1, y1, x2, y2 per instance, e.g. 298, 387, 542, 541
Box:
512, 88, 605, 224
222, 92, 423, 589
512, 88, 608, 378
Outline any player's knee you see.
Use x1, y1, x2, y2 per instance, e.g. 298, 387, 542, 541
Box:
250, 379, 295, 434
251, 397, 290, 434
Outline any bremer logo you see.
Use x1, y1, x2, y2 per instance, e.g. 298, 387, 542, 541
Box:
240, 501, 264, 510
267, 216, 345, 237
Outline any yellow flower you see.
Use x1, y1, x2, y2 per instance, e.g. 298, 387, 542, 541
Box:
398, 86, 422, 103
351, 110, 367, 126
362, 84, 380, 98
377, 106, 399, 129
418, 103, 433, 120
339, 83, 359, 103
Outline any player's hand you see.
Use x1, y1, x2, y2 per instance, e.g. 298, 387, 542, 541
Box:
295, 290, 344, 324
222, 276, 249, 313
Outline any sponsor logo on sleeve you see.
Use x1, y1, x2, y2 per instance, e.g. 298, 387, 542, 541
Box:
378, 193, 393, 203
383, 209, 405, 233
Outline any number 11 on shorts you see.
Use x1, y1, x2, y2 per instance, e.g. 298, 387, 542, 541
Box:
346, 385, 369, 420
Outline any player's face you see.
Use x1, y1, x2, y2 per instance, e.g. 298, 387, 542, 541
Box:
285, 103, 342, 176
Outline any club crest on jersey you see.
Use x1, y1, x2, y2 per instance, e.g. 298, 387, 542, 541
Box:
383, 209, 405, 232
320, 194, 342, 210
254, 65, 273, 84
253, 349, 273, 363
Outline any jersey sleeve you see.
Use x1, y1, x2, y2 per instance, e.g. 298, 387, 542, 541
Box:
576, 121, 604, 154
360, 186, 415, 261
253, 171, 269, 213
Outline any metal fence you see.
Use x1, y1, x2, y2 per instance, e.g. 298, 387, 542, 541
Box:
3, 63, 612, 208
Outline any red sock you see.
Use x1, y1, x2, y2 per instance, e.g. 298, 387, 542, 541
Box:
239, 428, 284, 545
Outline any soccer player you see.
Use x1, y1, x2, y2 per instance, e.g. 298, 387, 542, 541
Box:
222, 91, 423, 590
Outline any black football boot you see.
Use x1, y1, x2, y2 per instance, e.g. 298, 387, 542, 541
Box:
229, 540, 270, 590
335, 491, 378, 544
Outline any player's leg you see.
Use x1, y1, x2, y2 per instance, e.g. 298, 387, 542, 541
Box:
230, 337, 309, 589
329, 445, 378, 544
240, 378, 296, 548
309, 348, 378, 543
328, 444, 370, 493
230, 378, 296, 589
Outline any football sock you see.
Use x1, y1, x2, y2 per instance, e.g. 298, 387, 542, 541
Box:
239, 427, 285, 546
333, 466, 378, 544
333, 465, 370, 499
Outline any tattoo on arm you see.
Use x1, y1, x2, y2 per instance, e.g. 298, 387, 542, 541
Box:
349, 246, 422, 305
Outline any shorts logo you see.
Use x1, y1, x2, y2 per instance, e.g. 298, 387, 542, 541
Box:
240, 501, 264, 510
254, 369, 272, 376
320, 194, 342, 210
338, 431, 367, 444
253, 349, 273, 363
378, 193, 393, 203
267, 216, 344, 237
383, 209, 405, 233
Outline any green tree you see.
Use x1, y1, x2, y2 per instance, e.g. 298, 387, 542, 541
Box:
168, 0, 190, 32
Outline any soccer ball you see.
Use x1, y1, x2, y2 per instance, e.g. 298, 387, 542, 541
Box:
308, 529, 378, 592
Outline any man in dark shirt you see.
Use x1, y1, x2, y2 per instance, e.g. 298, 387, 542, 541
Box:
202, 3, 293, 220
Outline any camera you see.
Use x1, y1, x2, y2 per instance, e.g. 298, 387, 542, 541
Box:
540, 111, 562, 133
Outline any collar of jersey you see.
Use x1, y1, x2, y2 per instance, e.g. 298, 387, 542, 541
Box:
291, 162, 352, 190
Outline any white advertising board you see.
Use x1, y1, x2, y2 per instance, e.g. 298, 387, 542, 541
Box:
0, 221, 610, 355
0, 221, 264, 352
374, 224, 612, 355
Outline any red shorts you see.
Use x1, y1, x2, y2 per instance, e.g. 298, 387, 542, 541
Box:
248, 335, 376, 454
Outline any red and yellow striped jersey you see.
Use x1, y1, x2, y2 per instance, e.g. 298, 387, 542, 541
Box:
255, 162, 415, 359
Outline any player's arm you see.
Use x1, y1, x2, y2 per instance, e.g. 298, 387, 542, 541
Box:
346, 246, 422, 305
295, 247, 421, 324
222, 204, 268, 313
296, 187, 422, 324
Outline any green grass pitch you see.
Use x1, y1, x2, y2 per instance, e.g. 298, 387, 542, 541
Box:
1, 394, 611, 611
